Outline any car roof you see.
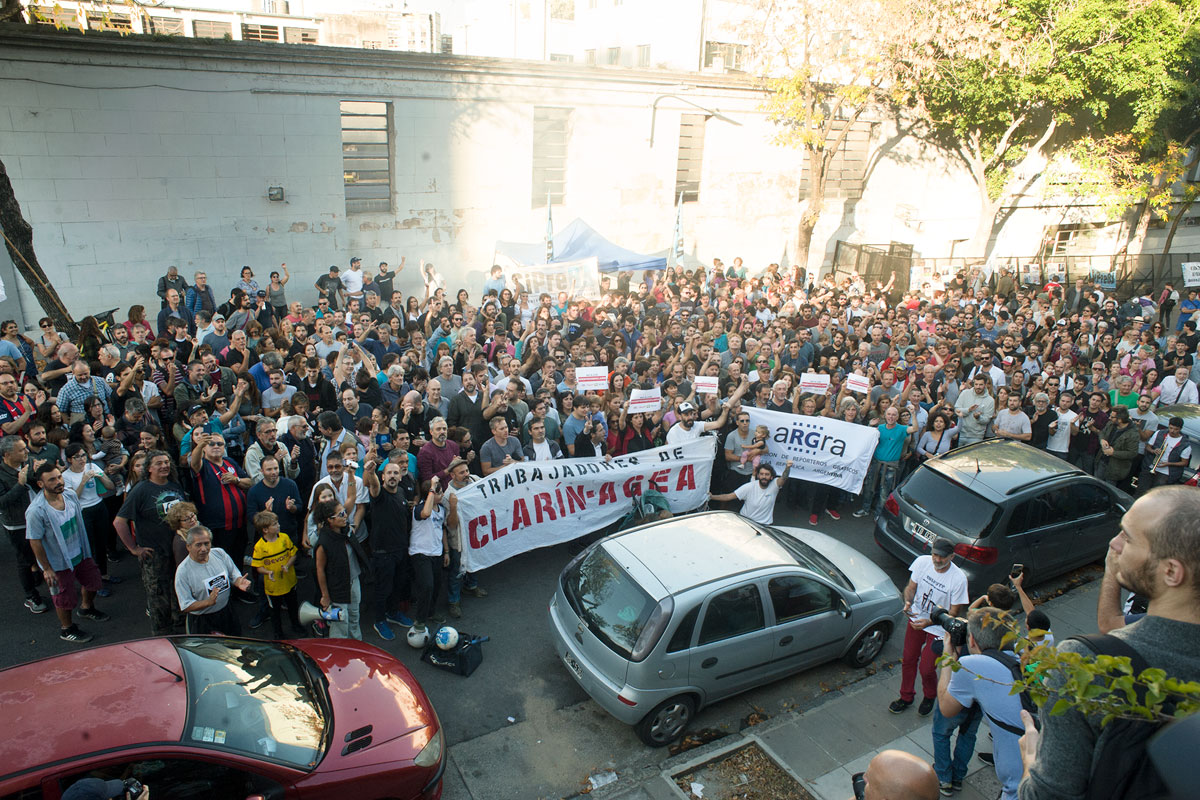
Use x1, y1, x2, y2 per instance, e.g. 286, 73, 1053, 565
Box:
0, 638, 187, 778
1155, 403, 1200, 435
926, 439, 1086, 499
608, 511, 797, 595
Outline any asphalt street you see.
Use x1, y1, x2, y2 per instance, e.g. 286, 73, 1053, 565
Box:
0, 496, 914, 799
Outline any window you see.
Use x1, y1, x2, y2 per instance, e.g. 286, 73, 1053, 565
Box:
285, 27, 318, 44
699, 585, 765, 645
550, 53, 575, 63
29, 5, 82, 29
86, 12, 132, 32
362, 40, 382, 49
242, 23, 281, 41
704, 41, 746, 72
666, 606, 700, 652
605, 46, 621, 65
637, 44, 651, 67
532, 107, 571, 208
148, 17, 184, 35
193, 19, 233, 38
550, 0, 575, 20
769, 577, 834, 623
440, 34, 453, 53
341, 100, 392, 213
257, 0, 289, 12
585, 49, 597, 65
675, 113, 706, 203
1186, 148, 1200, 183
1010, 489, 1073, 534
61, 757, 284, 800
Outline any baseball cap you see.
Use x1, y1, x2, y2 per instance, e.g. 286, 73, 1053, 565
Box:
679, 402, 697, 413
351, 256, 361, 264
329, 265, 340, 272
61, 778, 127, 800
185, 404, 206, 418
931, 537, 955, 557
212, 313, 225, 321
256, 290, 267, 297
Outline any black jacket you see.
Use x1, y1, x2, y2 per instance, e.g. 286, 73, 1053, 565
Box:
0, 459, 32, 531
316, 525, 372, 604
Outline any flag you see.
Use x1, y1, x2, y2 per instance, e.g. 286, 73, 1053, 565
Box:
545, 192, 554, 264
671, 192, 684, 267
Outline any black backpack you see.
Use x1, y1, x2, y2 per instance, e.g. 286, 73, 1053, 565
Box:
1067, 634, 1172, 800
979, 648, 1040, 735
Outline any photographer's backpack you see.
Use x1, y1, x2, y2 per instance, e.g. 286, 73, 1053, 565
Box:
1067, 634, 1171, 800
978, 649, 1040, 735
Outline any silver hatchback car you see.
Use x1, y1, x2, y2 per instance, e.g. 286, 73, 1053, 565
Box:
548, 511, 903, 746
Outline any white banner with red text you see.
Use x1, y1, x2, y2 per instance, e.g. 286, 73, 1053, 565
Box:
741, 407, 879, 494
457, 437, 716, 572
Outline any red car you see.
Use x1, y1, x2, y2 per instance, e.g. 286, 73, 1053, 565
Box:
0, 636, 444, 800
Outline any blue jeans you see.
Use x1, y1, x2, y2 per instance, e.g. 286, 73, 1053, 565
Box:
445, 549, 479, 603
858, 459, 899, 515
932, 702, 982, 784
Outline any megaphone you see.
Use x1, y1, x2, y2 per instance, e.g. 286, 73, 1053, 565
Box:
299, 601, 342, 626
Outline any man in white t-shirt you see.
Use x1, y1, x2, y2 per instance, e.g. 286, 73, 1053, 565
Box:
709, 460, 792, 525
1044, 391, 1076, 459
890, 537, 969, 716
342, 257, 365, 301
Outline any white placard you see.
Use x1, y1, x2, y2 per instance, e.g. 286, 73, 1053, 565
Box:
1183, 262, 1200, 288
629, 387, 662, 413
845, 373, 871, 394
576, 366, 609, 392
694, 376, 719, 395
459, 438, 717, 572
742, 407, 879, 494
799, 372, 830, 395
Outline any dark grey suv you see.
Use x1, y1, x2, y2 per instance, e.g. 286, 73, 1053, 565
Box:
874, 440, 1132, 593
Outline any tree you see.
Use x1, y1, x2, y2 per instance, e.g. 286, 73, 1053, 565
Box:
902, 0, 1200, 260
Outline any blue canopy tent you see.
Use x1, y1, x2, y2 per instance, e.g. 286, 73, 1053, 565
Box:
494, 219, 667, 272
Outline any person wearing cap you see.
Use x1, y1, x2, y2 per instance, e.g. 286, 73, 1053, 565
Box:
62, 778, 149, 800
667, 377, 751, 447
315, 265, 344, 311
890, 537, 968, 716
1143, 416, 1192, 487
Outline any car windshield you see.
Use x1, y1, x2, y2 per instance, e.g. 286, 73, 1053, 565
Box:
900, 469, 1001, 537
174, 637, 329, 769
562, 545, 656, 659
762, 528, 852, 590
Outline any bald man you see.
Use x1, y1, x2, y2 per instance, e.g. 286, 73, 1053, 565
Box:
854, 750, 939, 800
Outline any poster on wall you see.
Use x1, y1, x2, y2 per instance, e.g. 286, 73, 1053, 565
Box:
1183, 262, 1200, 288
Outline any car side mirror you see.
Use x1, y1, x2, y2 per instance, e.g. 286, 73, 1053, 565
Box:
836, 595, 851, 619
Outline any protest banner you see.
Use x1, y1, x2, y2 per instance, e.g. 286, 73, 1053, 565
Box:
845, 373, 871, 394
1183, 262, 1200, 288
457, 437, 716, 572
694, 375, 719, 395
799, 372, 830, 395
629, 387, 662, 413
576, 366, 609, 392
498, 256, 602, 300
1088, 269, 1117, 290
742, 407, 878, 493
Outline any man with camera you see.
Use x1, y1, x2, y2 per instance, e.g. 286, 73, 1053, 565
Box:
891, 537, 968, 716
61, 778, 149, 800
937, 606, 1026, 800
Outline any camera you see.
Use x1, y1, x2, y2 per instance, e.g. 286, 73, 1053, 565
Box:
124, 779, 143, 797
850, 771, 866, 800
931, 605, 969, 648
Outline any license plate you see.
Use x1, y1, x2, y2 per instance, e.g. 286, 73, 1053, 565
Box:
908, 519, 936, 545
563, 653, 583, 679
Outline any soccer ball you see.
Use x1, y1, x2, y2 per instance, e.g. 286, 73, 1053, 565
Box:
406, 626, 430, 649
434, 626, 460, 651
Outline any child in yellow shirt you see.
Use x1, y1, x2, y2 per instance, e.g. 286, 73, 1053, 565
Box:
251, 511, 302, 639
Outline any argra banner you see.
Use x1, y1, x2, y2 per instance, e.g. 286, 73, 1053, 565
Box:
457, 437, 716, 572
742, 407, 879, 493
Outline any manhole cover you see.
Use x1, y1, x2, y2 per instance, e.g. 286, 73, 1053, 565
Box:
672, 742, 815, 800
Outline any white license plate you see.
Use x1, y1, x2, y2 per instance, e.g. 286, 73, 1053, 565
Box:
563, 653, 583, 679
909, 520, 936, 544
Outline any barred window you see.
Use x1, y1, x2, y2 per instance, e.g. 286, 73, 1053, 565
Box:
341, 101, 393, 213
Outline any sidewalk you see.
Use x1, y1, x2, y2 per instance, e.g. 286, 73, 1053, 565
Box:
590, 578, 1102, 800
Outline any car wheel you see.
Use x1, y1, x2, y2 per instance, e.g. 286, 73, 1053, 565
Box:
844, 624, 889, 667
635, 695, 696, 747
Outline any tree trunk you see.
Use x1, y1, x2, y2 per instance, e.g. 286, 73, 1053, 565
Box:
797, 148, 827, 277
0, 157, 77, 336
1160, 195, 1198, 269
963, 153, 998, 259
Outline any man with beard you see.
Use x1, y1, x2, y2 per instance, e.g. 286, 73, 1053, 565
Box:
363, 451, 418, 639
709, 460, 792, 525
416, 416, 460, 491
1021, 487, 1200, 799
666, 376, 749, 446
115, 450, 187, 635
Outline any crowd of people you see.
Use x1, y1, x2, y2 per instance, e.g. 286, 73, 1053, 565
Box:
1, 261, 1198, 633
